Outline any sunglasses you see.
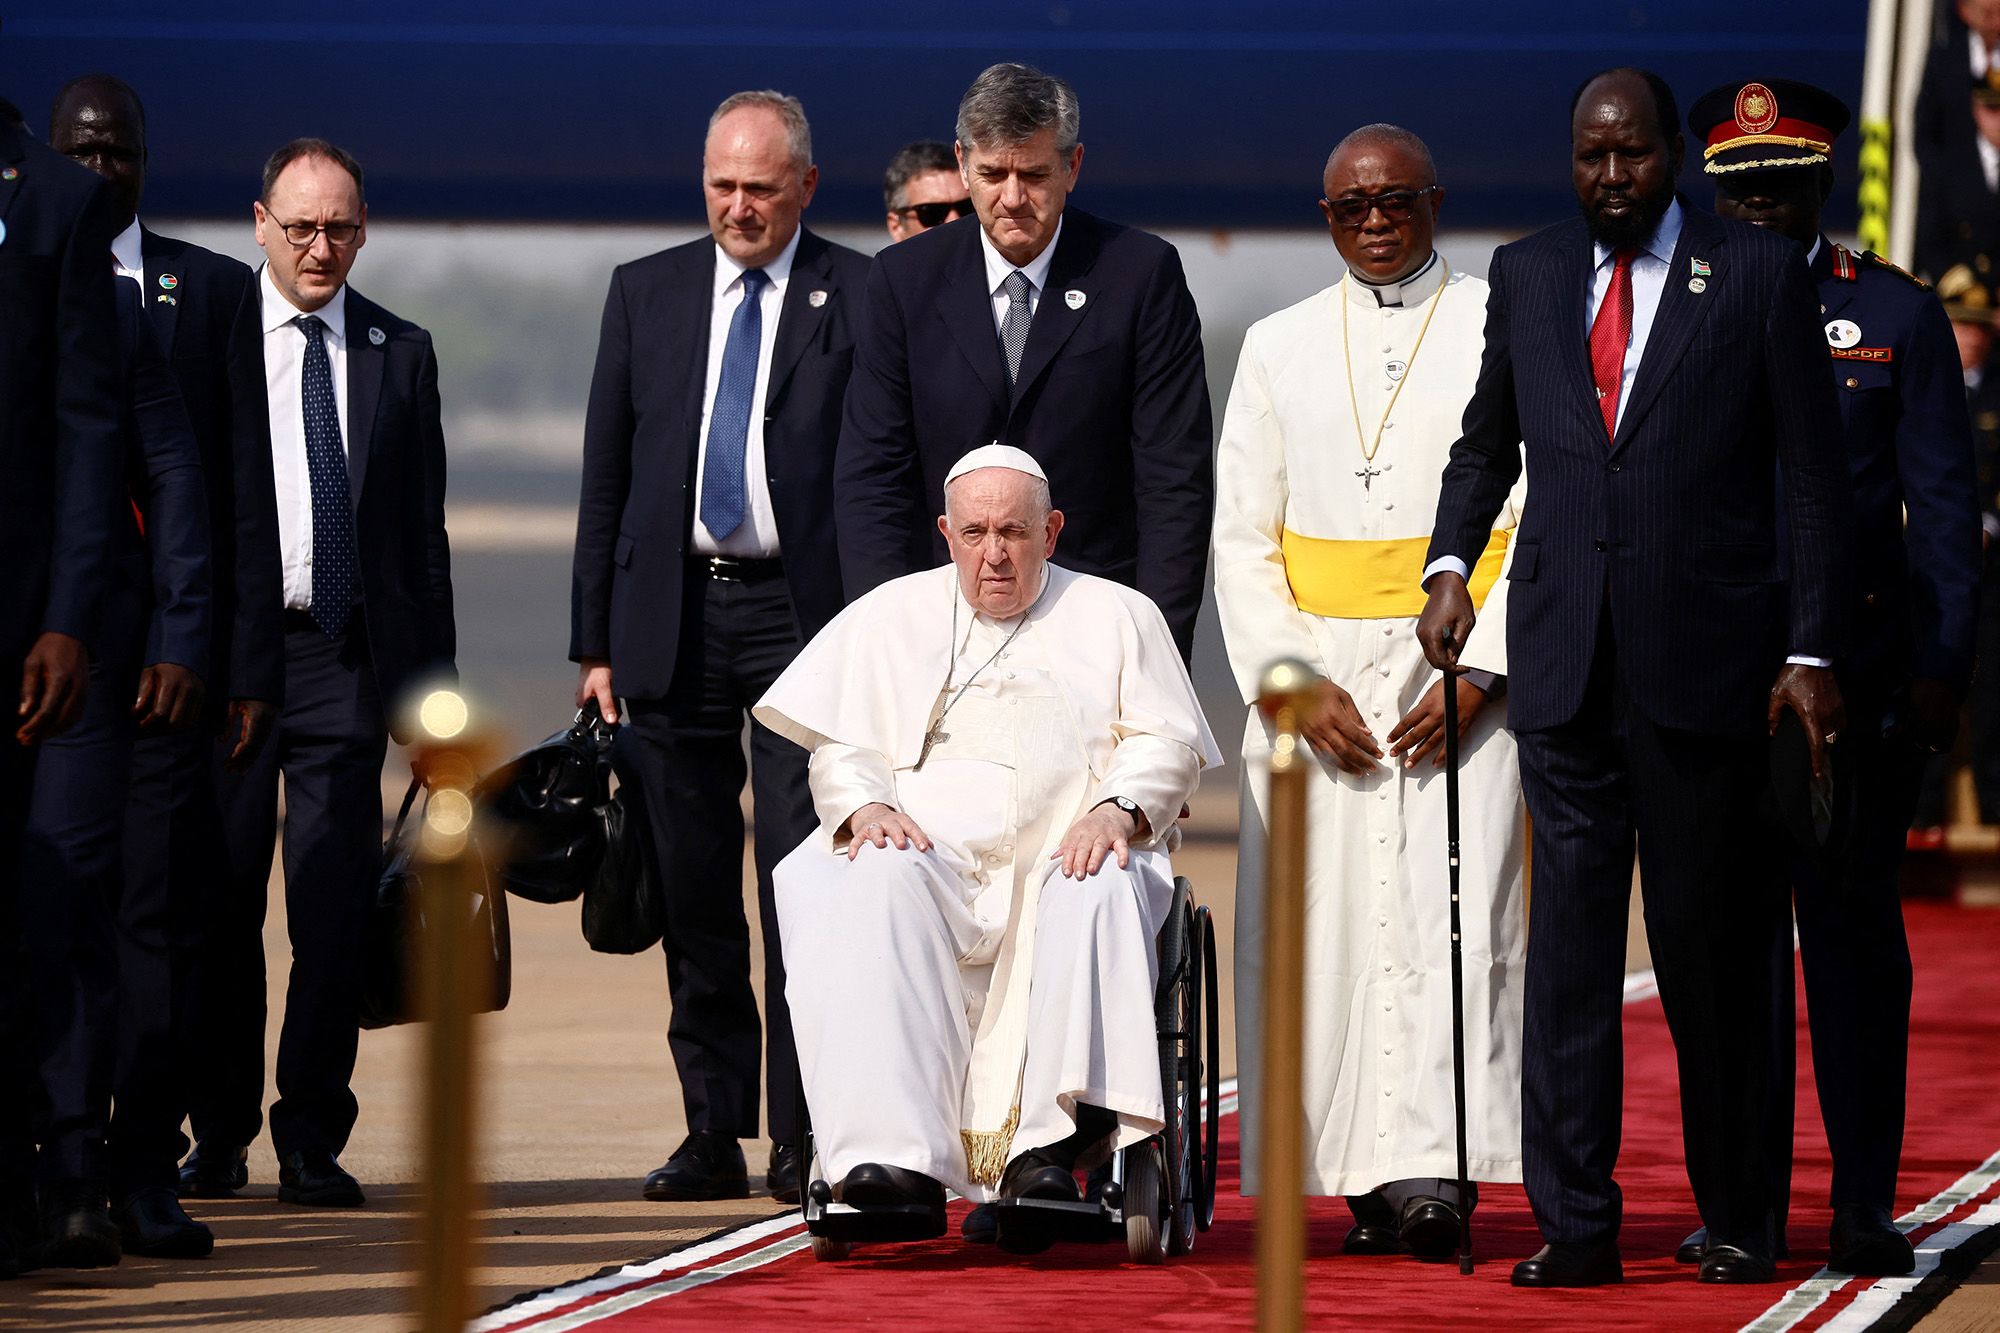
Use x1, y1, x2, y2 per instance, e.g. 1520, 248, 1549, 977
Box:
898, 198, 974, 228
1322, 186, 1441, 229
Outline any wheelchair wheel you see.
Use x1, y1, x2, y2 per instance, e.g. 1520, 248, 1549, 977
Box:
1159, 882, 1199, 1256
810, 1233, 850, 1262
1123, 1140, 1168, 1265
1198, 903, 1221, 1232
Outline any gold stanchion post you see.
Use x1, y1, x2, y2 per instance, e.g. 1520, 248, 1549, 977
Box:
1255, 659, 1324, 1333
410, 687, 495, 1333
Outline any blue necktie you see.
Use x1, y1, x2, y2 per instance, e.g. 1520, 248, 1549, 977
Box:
700, 267, 769, 541
298, 315, 356, 635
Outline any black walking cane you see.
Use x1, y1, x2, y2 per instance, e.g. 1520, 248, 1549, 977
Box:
1440, 636, 1475, 1274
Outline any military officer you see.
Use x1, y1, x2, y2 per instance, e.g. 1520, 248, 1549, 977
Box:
1691, 77, 1983, 1276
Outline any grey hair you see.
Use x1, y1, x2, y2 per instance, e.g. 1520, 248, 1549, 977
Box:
1325, 122, 1436, 187
943, 468, 1054, 524
883, 139, 959, 210
955, 62, 1080, 155
708, 89, 813, 172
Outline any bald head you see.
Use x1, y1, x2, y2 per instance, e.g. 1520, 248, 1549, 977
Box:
49, 74, 148, 226
1320, 122, 1443, 285
1324, 123, 1435, 190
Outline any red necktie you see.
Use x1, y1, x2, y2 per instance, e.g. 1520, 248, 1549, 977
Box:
1589, 247, 1637, 438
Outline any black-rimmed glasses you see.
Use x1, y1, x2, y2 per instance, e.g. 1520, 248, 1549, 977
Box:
1322, 186, 1441, 229
270, 217, 362, 248
897, 198, 974, 228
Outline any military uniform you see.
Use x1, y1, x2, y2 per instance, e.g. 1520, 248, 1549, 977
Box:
1692, 77, 1983, 1275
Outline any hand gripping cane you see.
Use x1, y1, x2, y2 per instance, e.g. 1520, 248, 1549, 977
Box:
1441, 634, 1475, 1274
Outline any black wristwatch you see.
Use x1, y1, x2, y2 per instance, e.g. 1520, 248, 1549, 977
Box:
1099, 795, 1141, 821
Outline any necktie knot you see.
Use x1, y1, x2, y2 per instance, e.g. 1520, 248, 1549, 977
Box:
740, 267, 769, 297
297, 313, 327, 346
1002, 270, 1033, 305
1611, 246, 1639, 271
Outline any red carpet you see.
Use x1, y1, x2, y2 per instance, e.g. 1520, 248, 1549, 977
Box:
480, 901, 2000, 1332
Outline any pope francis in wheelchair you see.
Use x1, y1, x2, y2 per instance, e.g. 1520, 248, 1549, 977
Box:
755, 446, 1223, 1261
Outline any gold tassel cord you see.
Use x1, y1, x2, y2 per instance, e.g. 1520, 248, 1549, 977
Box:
961, 1105, 1022, 1186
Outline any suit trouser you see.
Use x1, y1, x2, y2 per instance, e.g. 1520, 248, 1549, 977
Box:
615, 562, 816, 1144
17, 587, 145, 1186
0, 735, 42, 1187
201, 612, 386, 1159
1513, 627, 1787, 1249
113, 722, 227, 1190
1764, 714, 1921, 1228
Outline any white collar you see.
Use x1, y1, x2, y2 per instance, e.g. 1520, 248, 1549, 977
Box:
1343, 250, 1444, 307
1974, 31, 1993, 77
1980, 135, 2000, 178
260, 263, 348, 339
111, 219, 143, 275
1806, 235, 1822, 267
1593, 196, 1684, 270
979, 214, 1064, 298
712, 226, 801, 297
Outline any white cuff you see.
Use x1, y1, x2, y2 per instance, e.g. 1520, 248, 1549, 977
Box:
1785, 655, 1832, 669
1421, 556, 1469, 589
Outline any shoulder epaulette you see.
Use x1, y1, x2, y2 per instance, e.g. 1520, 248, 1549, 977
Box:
1831, 243, 1859, 282
1857, 248, 1932, 290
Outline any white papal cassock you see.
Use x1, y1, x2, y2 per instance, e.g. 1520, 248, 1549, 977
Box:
1213, 258, 1529, 1196
755, 563, 1222, 1201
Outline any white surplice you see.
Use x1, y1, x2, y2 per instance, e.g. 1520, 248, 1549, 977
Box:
1213, 261, 1529, 1196
755, 563, 1222, 1200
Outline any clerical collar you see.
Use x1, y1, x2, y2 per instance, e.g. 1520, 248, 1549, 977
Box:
1344, 250, 1442, 308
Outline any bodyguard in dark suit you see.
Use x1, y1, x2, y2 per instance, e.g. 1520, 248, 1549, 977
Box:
1916, 66, 2000, 283
835, 62, 1212, 660
1418, 68, 1853, 1288
48, 73, 277, 1257
187, 138, 454, 1209
0, 113, 125, 1277
1691, 78, 1982, 1278
572, 91, 866, 1204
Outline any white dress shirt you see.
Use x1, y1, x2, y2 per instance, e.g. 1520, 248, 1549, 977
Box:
690, 228, 799, 557
111, 218, 144, 285
1980, 135, 2000, 194
978, 216, 1063, 336
261, 264, 352, 612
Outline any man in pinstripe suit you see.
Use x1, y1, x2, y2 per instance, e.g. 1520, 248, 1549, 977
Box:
1418, 68, 1854, 1288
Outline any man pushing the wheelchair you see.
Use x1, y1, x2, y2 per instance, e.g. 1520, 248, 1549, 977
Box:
756, 444, 1220, 1251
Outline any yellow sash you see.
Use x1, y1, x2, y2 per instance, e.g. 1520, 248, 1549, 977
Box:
1280, 529, 1510, 620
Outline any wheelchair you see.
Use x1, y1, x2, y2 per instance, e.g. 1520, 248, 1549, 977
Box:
799, 876, 1221, 1264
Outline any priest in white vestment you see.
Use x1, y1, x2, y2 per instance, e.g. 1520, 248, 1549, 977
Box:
757, 446, 1221, 1241
1214, 125, 1528, 1259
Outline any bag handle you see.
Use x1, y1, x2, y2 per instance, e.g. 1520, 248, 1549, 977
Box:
389, 775, 425, 844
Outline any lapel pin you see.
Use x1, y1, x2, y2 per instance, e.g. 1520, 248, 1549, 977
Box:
158, 273, 178, 291
1691, 257, 1712, 277
1825, 318, 1861, 348
807, 289, 828, 308
157, 293, 176, 306
368, 326, 386, 346
1688, 277, 1707, 294
1, 167, 16, 181
1064, 289, 1086, 309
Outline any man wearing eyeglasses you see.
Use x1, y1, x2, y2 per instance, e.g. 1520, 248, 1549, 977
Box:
1215, 123, 1527, 1264
883, 140, 972, 242
837, 62, 1213, 662
185, 138, 455, 1211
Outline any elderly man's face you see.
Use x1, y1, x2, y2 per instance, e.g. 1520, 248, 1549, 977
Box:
958, 127, 1081, 268
1320, 138, 1441, 285
255, 155, 366, 313
887, 169, 972, 242
705, 105, 818, 269
938, 467, 1064, 618
1572, 72, 1684, 250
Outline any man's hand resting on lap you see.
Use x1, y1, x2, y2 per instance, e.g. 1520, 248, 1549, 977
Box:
1052, 802, 1147, 879
843, 802, 932, 860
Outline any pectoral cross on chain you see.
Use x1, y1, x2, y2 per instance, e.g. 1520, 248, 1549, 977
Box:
1356, 461, 1391, 492
915, 722, 948, 771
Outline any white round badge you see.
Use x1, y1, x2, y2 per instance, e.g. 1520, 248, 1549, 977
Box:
1825, 319, 1862, 349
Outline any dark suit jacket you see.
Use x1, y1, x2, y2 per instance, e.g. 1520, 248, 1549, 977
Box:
1427, 202, 1853, 735
1914, 136, 2000, 282
1914, 16, 1976, 177
114, 278, 210, 674
142, 226, 282, 709
834, 208, 1213, 659
570, 227, 870, 698
1810, 240, 1980, 701
0, 121, 123, 670
237, 276, 455, 735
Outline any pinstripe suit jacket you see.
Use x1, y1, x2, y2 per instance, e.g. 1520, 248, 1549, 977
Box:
1428, 203, 1853, 735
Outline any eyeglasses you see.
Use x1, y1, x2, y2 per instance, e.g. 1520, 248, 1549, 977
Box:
1322, 187, 1441, 229
270, 217, 362, 248
897, 198, 974, 228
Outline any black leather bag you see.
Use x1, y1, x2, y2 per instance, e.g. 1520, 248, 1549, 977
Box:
580, 771, 663, 955
476, 704, 617, 904
360, 778, 513, 1030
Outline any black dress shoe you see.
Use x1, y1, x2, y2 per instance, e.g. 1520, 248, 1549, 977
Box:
641, 1132, 748, 1202
961, 1201, 999, 1244
1698, 1242, 1775, 1283
277, 1150, 365, 1207
1340, 1222, 1404, 1255
837, 1162, 946, 1209
1829, 1203, 1914, 1276
37, 1182, 121, 1269
178, 1143, 249, 1199
998, 1151, 1081, 1203
1675, 1225, 1708, 1264
767, 1142, 800, 1205
1511, 1240, 1622, 1287
1398, 1198, 1463, 1260
117, 1188, 215, 1258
